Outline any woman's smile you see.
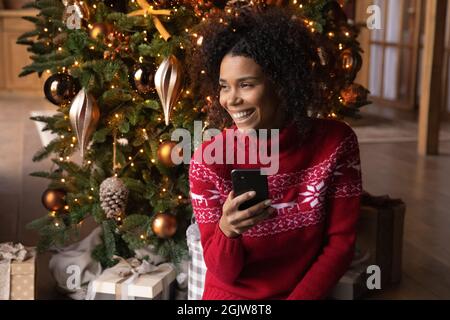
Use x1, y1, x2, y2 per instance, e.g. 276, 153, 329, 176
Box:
219, 54, 284, 130
229, 107, 256, 123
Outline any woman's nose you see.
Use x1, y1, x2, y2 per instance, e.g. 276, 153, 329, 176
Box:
228, 91, 243, 106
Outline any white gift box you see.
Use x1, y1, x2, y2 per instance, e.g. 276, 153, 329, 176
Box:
90, 260, 176, 300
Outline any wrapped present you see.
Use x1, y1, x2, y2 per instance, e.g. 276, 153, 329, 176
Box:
358, 192, 405, 287
330, 193, 405, 299
186, 222, 207, 300
0, 243, 36, 300
329, 263, 369, 300
86, 256, 176, 300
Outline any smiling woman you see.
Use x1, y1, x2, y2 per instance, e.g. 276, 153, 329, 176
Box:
186, 6, 363, 300
188, 6, 323, 138
218, 55, 284, 130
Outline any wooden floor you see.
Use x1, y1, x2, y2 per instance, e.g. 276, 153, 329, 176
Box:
359, 141, 450, 299
1, 93, 450, 299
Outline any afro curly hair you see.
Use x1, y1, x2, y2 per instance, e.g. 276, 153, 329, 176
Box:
187, 6, 324, 140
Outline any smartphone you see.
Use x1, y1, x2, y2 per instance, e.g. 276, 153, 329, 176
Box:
231, 169, 269, 210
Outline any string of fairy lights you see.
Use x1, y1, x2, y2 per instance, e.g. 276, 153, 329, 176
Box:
36, 0, 359, 236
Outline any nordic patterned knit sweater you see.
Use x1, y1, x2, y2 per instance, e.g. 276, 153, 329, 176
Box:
188, 118, 362, 300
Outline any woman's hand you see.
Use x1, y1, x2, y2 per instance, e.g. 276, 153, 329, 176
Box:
219, 190, 275, 238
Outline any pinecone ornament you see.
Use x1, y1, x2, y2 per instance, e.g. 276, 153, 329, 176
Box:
99, 176, 129, 219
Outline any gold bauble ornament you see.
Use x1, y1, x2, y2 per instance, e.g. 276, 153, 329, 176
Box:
154, 55, 184, 126
69, 88, 100, 158
42, 189, 66, 211
89, 22, 113, 40
151, 213, 177, 239
157, 141, 183, 167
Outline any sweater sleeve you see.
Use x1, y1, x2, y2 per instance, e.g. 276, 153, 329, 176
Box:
189, 157, 245, 285
287, 128, 362, 300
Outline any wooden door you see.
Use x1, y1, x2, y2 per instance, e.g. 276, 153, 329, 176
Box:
368, 0, 423, 111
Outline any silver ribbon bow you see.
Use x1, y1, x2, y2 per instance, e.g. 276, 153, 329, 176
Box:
0, 242, 29, 262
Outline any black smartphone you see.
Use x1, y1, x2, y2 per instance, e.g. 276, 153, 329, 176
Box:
231, 169, 269, 210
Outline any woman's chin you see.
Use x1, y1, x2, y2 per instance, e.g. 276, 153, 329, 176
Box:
235, 123, 258, 131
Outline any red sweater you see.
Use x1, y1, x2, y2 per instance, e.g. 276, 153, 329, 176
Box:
188, 118, 362, 300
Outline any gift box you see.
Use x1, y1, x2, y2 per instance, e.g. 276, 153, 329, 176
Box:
357, 193, 405, 287
329, 263, 369, 300
186, 222, 207, 300
0, 243, 36, 300
329, 193, 405, 300
88, 257, 176, 300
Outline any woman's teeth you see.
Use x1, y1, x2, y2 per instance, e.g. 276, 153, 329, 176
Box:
232, 109, 254, 121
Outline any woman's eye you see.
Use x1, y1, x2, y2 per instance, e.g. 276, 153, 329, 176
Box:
240, 83, 253, 88
219, 85, 228, 90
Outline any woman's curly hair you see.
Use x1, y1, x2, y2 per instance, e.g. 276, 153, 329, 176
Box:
187, 6, 324, 141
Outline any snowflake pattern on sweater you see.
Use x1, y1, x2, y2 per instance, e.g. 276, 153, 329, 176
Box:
189, 128, 361, 237
188, 118, 362, 300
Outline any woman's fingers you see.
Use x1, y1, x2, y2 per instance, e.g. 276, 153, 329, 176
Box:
232, 198, 272, 223
222, 190, 277, 236
230, 190, 256, 211
236, 207, 276, 230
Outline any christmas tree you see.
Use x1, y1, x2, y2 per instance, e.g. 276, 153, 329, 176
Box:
18, 0, 370, 268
